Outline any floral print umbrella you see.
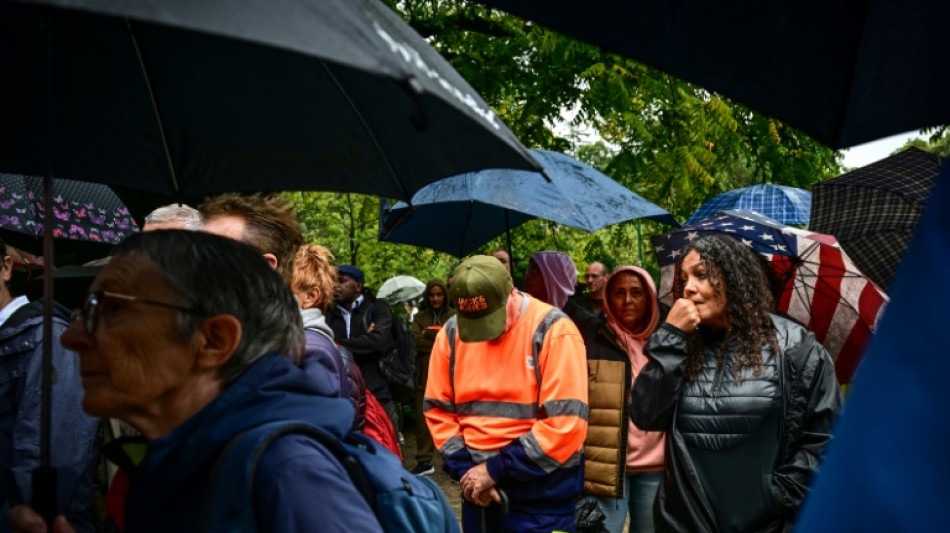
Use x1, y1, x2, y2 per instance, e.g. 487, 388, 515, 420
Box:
0, 173, 139, 251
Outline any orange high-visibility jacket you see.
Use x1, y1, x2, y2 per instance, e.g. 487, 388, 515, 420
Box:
424, 295, 588, 506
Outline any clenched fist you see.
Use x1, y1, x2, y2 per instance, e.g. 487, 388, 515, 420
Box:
666, 298, 701, 332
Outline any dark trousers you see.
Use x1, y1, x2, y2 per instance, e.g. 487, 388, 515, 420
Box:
413, 352, 436, 463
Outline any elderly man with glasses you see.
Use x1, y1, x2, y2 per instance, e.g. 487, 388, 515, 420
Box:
9, 230, 381, 532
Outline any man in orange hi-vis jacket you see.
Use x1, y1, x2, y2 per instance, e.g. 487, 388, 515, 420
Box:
424, 255, 589, 533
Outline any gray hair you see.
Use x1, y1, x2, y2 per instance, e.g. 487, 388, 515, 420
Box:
144, 203, 203, 230
111, 230, 304, 384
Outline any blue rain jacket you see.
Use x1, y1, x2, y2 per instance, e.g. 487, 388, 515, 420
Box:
124, 351, 381, 532
0, 300, 99, 533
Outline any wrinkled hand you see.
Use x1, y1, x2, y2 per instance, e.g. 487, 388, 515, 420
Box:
366, 322, 375, 333
471, 487, 502, 507
666, 298, 701, 332
459, 463, 497, 505
7, 506, 74, 533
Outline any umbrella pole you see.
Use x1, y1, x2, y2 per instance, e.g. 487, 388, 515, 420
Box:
505, 210, 514, 275
33, 174, 58, 526
637, 219, 644, 267
33, 20, 58, 525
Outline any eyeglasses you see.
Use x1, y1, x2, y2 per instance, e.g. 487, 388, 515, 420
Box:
71, 290, 205, 335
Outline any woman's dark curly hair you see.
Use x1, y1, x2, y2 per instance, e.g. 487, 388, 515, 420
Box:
674, 235, 779, 381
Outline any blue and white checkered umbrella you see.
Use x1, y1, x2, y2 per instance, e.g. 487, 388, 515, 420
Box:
686, 183, 811, 226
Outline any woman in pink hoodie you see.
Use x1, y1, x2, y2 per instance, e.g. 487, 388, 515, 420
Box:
566, 266, 665, 533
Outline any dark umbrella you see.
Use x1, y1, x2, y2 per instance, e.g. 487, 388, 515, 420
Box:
686, 183, 812, 226
810, 147, 944, 292
380, 149, 678, 258
0, 0, 540, 202
0, 0, 540, 523
475, 0, 950, 149
653, 209, 888, 384
0, 173, 139, 260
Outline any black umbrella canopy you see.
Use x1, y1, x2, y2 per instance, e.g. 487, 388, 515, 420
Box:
0, 0, 540, 202
0, 0, 539, 523
476, 0, 950, 149
810, 147, 945, 291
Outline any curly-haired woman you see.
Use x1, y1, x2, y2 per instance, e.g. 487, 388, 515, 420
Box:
630, 235, 841, 532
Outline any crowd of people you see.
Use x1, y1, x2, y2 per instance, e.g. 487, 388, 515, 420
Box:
0, 193, 842, 533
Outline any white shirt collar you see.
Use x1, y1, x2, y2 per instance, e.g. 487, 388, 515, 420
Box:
0, 295, 31, 326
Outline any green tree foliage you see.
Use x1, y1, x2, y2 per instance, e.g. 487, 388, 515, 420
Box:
291, 1, 847, 288
286, 191, 460, 290
895, 127, 950, 159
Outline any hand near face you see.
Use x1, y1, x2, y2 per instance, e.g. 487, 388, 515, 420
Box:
666, 298, 701, 332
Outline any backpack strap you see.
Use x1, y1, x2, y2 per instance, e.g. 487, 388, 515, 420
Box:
201, 421, 375, 533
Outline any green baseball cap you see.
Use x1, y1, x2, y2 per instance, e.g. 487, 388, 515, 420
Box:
450, 255, 513, 342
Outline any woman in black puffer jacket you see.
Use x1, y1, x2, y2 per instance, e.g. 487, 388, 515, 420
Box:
630, 236, 841, 532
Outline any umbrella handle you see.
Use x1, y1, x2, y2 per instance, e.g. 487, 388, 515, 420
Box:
31, 465, 57, 526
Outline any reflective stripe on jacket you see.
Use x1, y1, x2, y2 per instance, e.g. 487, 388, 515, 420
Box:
424, 295, 588, 509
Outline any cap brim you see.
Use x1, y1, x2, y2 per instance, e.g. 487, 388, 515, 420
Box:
456, 302, 507, 343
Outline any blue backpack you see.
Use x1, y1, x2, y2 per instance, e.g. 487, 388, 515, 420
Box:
202, 421, 459, 533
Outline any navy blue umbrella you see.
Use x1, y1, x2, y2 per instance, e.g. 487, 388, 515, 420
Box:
380, 149, 678, 257
686, 183, 811, 226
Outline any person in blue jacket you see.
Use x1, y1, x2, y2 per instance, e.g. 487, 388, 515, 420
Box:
7, 230, 382, 533
0, 236, 99, 533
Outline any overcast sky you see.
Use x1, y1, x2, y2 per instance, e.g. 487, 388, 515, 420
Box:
840, 130, 920, 169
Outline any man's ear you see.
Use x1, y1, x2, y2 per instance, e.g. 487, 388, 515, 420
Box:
1, 255, 13, 283
261, 253, 279, 271
193, 314, 242, 371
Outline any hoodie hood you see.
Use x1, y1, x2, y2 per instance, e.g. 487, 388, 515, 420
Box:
530, 251, 577, 309
420, 278, 449, 311
300, 307, 334, 340
127, 353, 355, 524
602, 265, 659, 340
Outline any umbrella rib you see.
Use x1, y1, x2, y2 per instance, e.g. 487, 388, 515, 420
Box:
125, 19, 180, 194
319, 60, 408, 201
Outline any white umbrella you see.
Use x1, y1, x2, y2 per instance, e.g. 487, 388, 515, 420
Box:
377, 275, 426, 303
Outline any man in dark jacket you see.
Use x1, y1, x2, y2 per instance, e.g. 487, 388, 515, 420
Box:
568, 261, 608, 315
327, 265, 398, 433
0, 236, 99, 533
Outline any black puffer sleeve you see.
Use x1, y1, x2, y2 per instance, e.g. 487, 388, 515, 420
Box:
628, 322, 690, 431
772, 325, 841, 516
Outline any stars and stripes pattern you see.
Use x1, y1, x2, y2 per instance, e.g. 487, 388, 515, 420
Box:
652, 209, 888, 383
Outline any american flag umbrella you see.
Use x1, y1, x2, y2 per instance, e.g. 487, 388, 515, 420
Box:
810, 147, 944, 292
652, 209, 888, 384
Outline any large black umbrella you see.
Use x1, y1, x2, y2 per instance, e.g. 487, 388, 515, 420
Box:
476, 0, 950, 149
810, 147, 945, 291
0, 0, 540, 522
0, 0, 540, 202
